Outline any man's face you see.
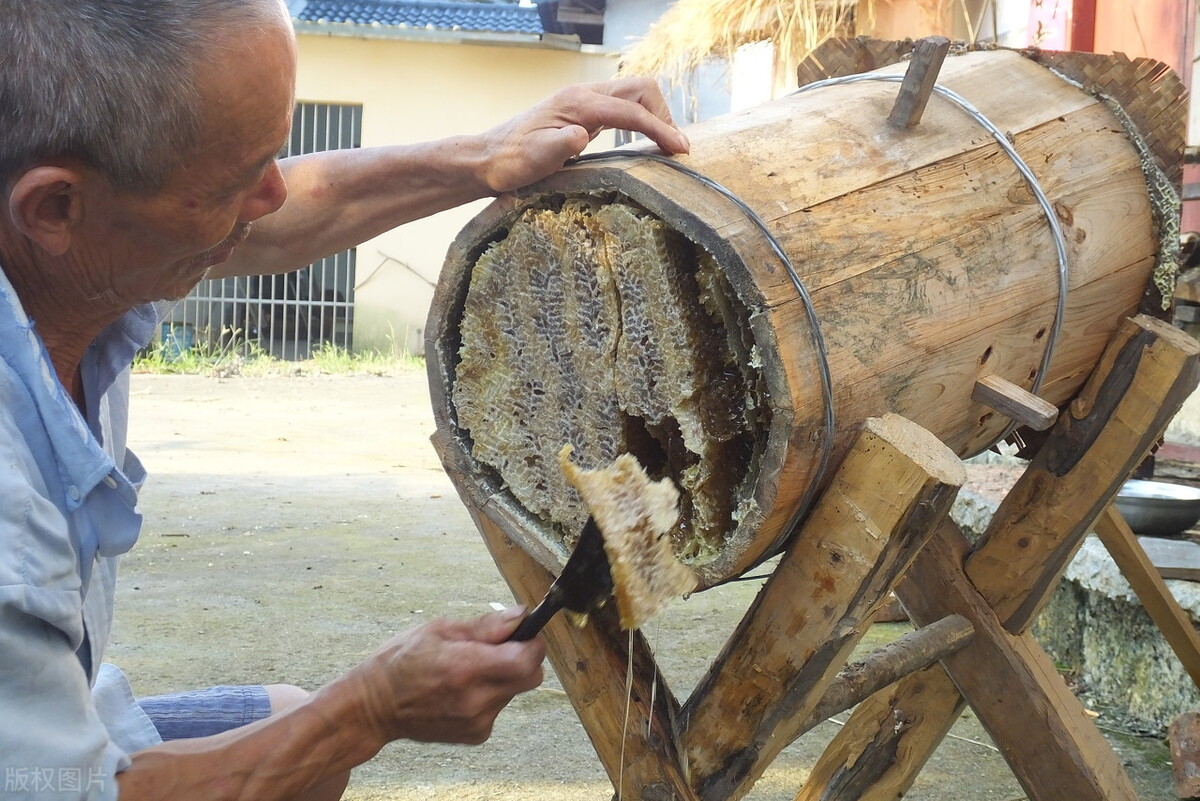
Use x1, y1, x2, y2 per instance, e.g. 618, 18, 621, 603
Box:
85, 14, 297, 304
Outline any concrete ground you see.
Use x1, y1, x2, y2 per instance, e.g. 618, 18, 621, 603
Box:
109, 369, 1176, 800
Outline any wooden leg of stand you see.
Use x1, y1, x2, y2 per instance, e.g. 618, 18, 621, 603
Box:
474, 512, 697, 801
1095, 504, 1200, 688
681, 414, 965, 801
967, 315, 1200, 630
899, 519, 1141, 800
801, 521, 1142, 801
796, 665, 966, 801
799, 315, 1200, 801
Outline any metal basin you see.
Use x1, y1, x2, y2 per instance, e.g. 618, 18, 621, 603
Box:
1114, 479, 1200, 538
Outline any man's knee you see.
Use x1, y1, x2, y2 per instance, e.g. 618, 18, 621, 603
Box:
264, 683, 310, 714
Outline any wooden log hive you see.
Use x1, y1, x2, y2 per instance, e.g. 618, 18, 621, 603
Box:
427, 47, 1173, 590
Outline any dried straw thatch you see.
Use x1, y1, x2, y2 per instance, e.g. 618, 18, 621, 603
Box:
618, 0, 978, 87
618, 0, 866, 84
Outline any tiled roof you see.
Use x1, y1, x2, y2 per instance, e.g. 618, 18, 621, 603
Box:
296, 1, 544, 35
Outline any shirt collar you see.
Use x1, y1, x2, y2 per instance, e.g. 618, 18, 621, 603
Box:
0, 265, 157, 508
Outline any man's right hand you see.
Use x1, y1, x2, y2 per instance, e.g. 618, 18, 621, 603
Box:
337, 607, 546, 747
118, 609, 544, 801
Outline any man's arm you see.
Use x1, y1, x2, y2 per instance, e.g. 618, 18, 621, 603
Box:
210, 77, 689, 279
117, 610, 544, 801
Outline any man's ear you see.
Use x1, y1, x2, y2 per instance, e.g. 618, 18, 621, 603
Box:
5, 166, 86, 257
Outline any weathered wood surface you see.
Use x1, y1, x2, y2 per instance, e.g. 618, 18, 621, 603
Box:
679, 415, 965, 801
795, 664, 965, 801
800, 527, 1143, 801
968, 315, 1200, 632
793, 614, 973, 738
800, 38, 1188, 317
1094, 506, 1200, 688
429, 47, 1166, 588
798, 38, 1186, 192
899, 519, 1141, 801
799, 315, 1200, 800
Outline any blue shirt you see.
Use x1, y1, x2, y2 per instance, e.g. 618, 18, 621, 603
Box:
0, 266, 163, 800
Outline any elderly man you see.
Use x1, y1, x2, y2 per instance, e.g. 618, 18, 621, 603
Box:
0, 1, 688, 799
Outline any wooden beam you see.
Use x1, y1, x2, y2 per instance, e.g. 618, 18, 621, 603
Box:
802, 522, 1143, 801
1094, 505, 1200, 688
680, 414, 965, 801
801, 315, 1200, 801
796, 665, 966, 801
972, 374, 1060, 431
795, 614, 974, 734
887, 36, 951, 129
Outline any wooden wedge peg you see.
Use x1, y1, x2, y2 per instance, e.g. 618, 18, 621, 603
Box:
972, 373, 1059, 431
888, 35, 951, 128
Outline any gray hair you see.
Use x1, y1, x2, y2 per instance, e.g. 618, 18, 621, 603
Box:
0, 0, 288, 191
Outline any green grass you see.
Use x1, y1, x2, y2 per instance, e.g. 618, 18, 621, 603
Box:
133, 329, 423, 377
306, 342, 423, 375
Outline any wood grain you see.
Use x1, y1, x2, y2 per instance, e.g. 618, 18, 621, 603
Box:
971, 374, 1059, 431
428, 48, 1165, 588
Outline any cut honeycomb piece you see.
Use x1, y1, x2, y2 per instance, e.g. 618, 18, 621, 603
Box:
559, 445, 697, 630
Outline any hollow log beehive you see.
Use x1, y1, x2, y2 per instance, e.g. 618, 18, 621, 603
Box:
427, 48, 1173, 590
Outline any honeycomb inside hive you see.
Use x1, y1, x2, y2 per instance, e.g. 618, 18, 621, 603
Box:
452, 195, 769, 564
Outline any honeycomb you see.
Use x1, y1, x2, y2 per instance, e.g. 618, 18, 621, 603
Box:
453, 196, 767, 564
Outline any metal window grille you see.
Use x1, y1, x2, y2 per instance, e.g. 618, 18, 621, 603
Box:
165, 102, 363, 360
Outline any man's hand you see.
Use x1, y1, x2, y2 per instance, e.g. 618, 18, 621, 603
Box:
217, 77, 689, 279
118, 610, 543, 801
477, 76, 691, 194
342, 608, 546, 746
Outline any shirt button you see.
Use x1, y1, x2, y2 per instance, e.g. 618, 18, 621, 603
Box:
67, 486, 81, 501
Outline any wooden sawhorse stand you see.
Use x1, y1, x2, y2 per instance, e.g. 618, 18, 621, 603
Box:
469, 314, 1198, 800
